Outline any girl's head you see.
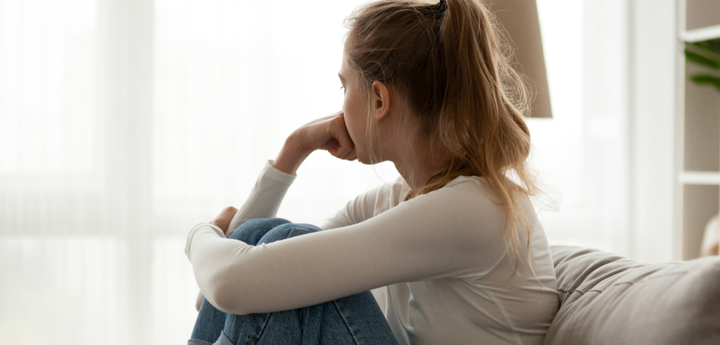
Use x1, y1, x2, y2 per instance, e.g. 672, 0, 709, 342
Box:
342, 0, 538, 275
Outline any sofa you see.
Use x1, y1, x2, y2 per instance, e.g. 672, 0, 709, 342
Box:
543, 245, 720, 345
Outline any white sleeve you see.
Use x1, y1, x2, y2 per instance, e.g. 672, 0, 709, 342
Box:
319, 184, 383, 230
185, 180, 509, 316
320, 176, 407, 230
224, 160, 296, 237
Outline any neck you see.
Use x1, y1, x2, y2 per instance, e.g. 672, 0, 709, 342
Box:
391, 138, 450, 192
375, 100, 451, 192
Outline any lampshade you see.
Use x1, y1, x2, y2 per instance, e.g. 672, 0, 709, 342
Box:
489, 0, 553, 118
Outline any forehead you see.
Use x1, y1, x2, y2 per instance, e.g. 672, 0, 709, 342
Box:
338, 54, 352, 80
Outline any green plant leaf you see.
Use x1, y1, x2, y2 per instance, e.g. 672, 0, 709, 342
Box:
693, 39, 720, 58
690, 74, 720, 91
685, 49, 720, 70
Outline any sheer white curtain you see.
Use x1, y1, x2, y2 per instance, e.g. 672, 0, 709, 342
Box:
530, 0, 631, 255
0, 0, 630, 343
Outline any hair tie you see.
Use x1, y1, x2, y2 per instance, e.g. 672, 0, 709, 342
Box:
437, 0, 448, 15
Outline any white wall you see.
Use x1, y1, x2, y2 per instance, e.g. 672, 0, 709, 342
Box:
629, 0, 677, 263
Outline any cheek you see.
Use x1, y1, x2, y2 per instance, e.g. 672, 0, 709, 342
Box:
344, 98, 365, 142
344, 114, 362, 145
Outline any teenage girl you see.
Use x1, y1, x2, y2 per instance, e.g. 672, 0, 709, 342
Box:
185, 0, 559, 344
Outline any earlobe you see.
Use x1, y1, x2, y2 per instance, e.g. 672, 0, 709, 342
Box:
372, 81, 390, 122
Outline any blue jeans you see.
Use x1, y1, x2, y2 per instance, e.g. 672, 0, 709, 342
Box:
188, 218, 399, 345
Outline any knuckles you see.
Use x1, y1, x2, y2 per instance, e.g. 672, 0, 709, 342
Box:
222, 206, 238, 215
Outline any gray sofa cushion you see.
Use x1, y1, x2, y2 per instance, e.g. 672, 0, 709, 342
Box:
543, 245, 720, 345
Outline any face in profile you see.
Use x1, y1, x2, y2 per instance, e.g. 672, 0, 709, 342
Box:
339, 54, 373, 164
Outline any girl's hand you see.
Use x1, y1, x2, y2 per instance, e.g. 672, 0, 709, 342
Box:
188, 206, 238, 238
209, 206, 237, 234
273, 111, 356, 175
187, 206, 237, 254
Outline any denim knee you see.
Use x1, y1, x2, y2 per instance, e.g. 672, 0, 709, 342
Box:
257, 223, 322, 245
227, 218, 291, 244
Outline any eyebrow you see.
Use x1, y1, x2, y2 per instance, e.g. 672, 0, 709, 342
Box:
338, 73, 346, 82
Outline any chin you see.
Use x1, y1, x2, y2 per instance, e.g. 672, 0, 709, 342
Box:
356, 153, 373, 165
357, 156, 372, 165
357, 154, 384, 166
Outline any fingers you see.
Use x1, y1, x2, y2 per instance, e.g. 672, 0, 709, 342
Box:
304, 110, 343, 127
345, 150, 358, 161
210, 206, 237, 232
327, 114, 355, 160
297, 110, 357, 162
338, 146, 357, 161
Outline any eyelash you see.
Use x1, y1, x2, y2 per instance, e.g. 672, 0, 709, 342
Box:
339, 86, 345, 91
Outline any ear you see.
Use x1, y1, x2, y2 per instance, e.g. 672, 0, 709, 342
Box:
371, 81, 391, 122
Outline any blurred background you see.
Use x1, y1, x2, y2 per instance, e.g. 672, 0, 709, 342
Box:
0, 0, 686, 343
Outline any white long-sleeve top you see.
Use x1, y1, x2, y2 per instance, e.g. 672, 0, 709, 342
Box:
186, 160, 559, 345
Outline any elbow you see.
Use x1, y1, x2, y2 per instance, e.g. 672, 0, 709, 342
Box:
204, 271, 250, 315
207, 288, 237, 314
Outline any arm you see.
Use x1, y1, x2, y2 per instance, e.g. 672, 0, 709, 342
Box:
227, 111, 356, 235
192, 206, 238, 311
186, 180, 509, 316
195, 161, 297, 310
198, 176, 396, 310
224, 160, 297, 237
228, 111, 357, 235
320, 176, 408, 230
194, 111, 356, 309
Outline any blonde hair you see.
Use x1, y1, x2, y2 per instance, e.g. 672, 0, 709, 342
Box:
344, 0, 539, 277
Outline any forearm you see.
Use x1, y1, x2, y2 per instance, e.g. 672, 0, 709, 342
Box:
272, 131, 310, 175
225, 160, 297, 236
187, 224, 255, 313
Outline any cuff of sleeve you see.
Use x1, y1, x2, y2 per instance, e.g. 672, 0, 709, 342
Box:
185, 223, 225, 258
265, 159, 297, 185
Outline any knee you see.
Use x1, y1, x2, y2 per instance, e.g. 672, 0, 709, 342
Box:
241, 218, 292, 231
258, 223, 322, 244
227, 218, 291, 243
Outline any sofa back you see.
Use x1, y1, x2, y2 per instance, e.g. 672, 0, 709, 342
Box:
543, 245, 720, 345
